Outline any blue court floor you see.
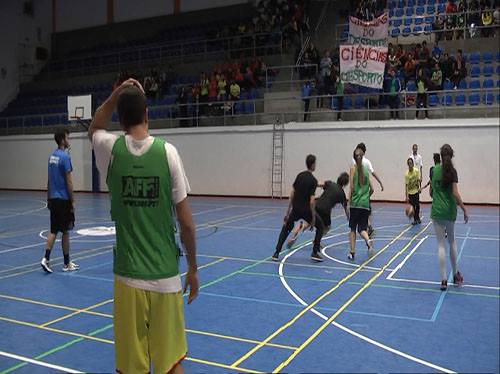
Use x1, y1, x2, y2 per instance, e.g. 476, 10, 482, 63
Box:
0, 191, 498, 373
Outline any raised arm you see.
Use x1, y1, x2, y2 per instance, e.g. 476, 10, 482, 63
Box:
88, 78, 144, 141
175, 198, 199, 304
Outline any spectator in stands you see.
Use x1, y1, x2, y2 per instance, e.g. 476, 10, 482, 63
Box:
208, 74, 217, 102
481, 7, 494, 36
244, 66, 257, 89
452, 49, 467, 88
306, 42, 320, 69
396, 44, 407, 68
440, 52, 454, 82
217, 74, 227, 101
431, 41, 442, 64
429, 61, 443, 91
176, 86, 189, 127
199, 72, 209, 115
416, 68, 429, 119
302, 80, 313, 122
433, 14, 445, 41
404, 53, 417, 85
335, 76, 344, 121
229, 80, 240, 100
446, 0, 458, 14
419, 41, 430, 69
320, 50, 332, 78
385, 68, 401, 120
300, 52, 315, 79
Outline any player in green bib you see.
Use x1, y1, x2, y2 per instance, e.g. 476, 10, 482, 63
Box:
431, 144, 468, 291
348, 148, 374, 261
89, 78, 198, 373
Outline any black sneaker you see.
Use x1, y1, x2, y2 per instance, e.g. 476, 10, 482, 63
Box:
311, 252, 323, 262
368, 226, 375, 238
453, 271, 464, 286
440, 280, 447, 291
348, 252, 355, 261
271, 251, 280, 262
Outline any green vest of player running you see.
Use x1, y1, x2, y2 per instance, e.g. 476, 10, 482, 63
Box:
430, 165, 457, 221
351, 165, 370, 210
107, 136, 178, 279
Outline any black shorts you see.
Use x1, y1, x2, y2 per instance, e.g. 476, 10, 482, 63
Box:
288, 209, 313, 225
349, 207, 369, 233
49, 199, 75, 234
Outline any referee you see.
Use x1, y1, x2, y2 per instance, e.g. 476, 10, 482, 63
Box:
41, 129, 79, 273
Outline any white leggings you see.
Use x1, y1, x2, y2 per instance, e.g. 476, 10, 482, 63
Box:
433, 219, 458, 280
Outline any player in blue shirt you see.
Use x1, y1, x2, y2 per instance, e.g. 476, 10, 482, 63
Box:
41, 129, 79, 273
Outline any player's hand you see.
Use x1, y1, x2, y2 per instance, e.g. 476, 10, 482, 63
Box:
463, 209, 469, 224
183, 268, 199, 305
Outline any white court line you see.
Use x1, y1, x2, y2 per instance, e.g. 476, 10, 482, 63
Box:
0, 200, 47, 220
387, 277, 500, 291
0, 350, 82, 373
192, 205, 238, 216
278, 238, 455, 373
386, 236, 428, 280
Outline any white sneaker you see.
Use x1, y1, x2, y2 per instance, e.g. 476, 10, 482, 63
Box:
41, 258, 53, 273
62, 262, 80, 272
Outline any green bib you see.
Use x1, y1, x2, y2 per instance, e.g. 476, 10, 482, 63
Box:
351, 166, 370, 210
107, 136, 178, 279
430, 165, 457, 221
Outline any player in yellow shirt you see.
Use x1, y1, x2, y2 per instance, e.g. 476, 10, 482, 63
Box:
405, 158, 421, 225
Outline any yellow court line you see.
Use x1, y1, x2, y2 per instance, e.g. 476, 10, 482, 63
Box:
0, 316, 114, 345
0, 315, 261, 373
41, 299, 114, 327
273, 222, 433, 373
184, 329, 297, 350
230, 224, 414, 368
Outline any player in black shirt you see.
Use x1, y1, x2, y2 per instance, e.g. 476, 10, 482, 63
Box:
287, 172, 350, 247
272, 155, 326, 262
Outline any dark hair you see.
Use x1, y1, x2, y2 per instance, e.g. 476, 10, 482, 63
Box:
54, 129, 69, 146
337, 172, 349, 187
306, 154, 316, 169
433, 153, 441, 164
356, 142, 366, 153
440, 144, 456, 188
117, 86, 147, 130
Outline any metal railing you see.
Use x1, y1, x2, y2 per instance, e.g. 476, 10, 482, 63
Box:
1, 87, 498, 135
42, 32, 283, 79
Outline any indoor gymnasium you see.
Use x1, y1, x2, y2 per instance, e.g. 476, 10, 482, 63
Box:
0, 0, 498, 373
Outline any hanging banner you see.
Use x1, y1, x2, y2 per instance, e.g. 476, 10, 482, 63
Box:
348, 13, 388, 47
339, 44, 388, 89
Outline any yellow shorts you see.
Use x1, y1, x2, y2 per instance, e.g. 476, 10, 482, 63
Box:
113, 277, 187, 373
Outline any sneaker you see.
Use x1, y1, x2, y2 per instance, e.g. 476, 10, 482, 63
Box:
348, 252, 355, 261
368, 226, 375, 238
41, 258, 53, 273
416, 218, 422, 224
311, 252, 324, 262
440, 280, 447, 291
271, 251, 280, 262
367, 247, 375, 258
286, 237, 296, 249
62, 262, 80, 272
453, 271, 464, 286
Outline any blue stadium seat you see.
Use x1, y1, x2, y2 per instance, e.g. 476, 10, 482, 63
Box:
393, 19, 402, 27
391, 28, 401, 37
437, 3, 445, 13
455, 94, 466, 105
469, 52, 481, 64
395, 8, 404, 17
404, 17, 412, 26
407, 0, 415, 6
417, 0, 426, 5
470, 66, 481, 78
428, 94, 439, 106
343, 97, 353, 109
483, 79, 494, 89
354, 96, 365, 109
402, 26, 411, 36
388, 2, 396, 11
397, 0, 405, 7
416, 6, 425, 15
483, 52, 493, 64
406, 81, 417, 91
442, 95, 453, 106
414, 17, 424, 25
483, 65, 494, 77
413, 25, 423, 34
425, 15, 435, 23
406, 7, 414, 17
458, 80, 467, 90
234, 102, 244, 114
426, 4, 435, 13
483, 93, 494, 105
497, 65, 500, 75
469, 80, 480, 89
469, 93, 480, 105
496, 51, 500, 62
424, 24, 433, 33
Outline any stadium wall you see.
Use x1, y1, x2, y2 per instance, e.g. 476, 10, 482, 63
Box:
0, 119, 498, 204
